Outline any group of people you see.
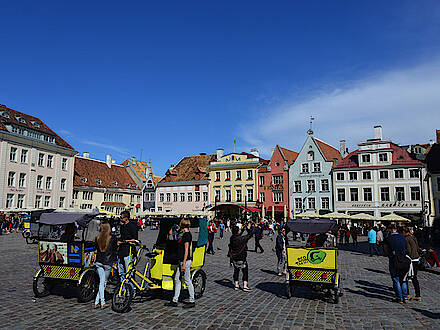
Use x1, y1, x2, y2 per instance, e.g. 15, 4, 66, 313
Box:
0, 213, 25, 235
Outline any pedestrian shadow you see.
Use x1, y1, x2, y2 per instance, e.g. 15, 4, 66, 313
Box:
214, 279, 235, 289
260, 269, 278, 276
364, 268, 388, 275
355, 280, 393, 291
412, 308, 440, 319
344, 280, 395, 301
338, 242, 383, 256
255, 281, 287, 298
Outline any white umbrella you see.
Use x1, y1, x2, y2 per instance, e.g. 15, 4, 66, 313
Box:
295, 211, 320, 218
322, 211, 353, 219
380, 213, 410, 222
350, 213, 379, 221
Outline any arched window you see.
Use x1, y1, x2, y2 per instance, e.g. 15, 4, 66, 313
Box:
307, 151, 314, 161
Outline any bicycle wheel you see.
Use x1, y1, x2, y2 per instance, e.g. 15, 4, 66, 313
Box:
78, 270, 98, 302
112, 282, 133, 313
192, 270, 206, 299
33, 269, 53, 298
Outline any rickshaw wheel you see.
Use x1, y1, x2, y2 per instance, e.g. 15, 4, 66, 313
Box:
285, 282, 294, 299
332, 289, 340, 304
78, 270, 98, 303
33, 269, 53, 298
192, 270, 206, 299
112, 282, 133, 313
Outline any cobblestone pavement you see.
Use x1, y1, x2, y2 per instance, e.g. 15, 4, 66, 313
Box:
1, 229, 440, 329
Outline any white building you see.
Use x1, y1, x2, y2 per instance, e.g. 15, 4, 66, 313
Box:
0, 104, 77, 211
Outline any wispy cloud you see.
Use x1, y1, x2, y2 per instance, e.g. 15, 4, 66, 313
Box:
81, 140, 130, 155
240, 60, 440, 156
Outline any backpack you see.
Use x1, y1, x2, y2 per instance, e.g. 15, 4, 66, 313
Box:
393, 254, 411, 275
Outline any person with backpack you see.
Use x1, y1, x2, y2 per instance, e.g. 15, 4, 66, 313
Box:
228, 222, 253, 291
275, 227, 287, 276
384, 225, 410, 304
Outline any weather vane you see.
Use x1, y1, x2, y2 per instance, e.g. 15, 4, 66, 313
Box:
308, 116, 315, 135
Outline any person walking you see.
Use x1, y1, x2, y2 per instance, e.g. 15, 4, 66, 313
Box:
384, 225, 409, 304
165, 219, 195, 308
368, 227, 379, 257
351, 227, 358, 247
219, 221, 225, 239
275, 227, 287, 276
228, 222, 253, 291
253, 223, 264, 253
376, 227, 384, 255
94, 222, 117, 309
404, 228, 422, 301
207, 220, 217, 254
345, 227, 351, 244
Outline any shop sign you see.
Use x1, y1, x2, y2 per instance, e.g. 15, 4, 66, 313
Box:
350, 201, 420, 208
263, 184, 283, 191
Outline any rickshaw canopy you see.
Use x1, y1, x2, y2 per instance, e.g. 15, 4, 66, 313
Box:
153, 216, 208, 247
287, 218, 338, 234
39, 211, 101, 228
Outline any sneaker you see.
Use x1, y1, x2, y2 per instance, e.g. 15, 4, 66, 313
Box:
93, 304, 100, 309
234, 286, 240, 291
242, 287, 252, 292
412, 297, 422, 301
164, 301, 178, 307
182, 302, 195, 309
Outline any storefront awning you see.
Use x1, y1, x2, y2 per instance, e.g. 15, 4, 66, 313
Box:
267, 205, 285, 212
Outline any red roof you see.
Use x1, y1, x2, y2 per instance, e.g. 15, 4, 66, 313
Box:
315, 138, 342, 166
279, 146, 299, 165
335, 143, 424, 169
0, 104, 74, 149
240, 152, 269, 165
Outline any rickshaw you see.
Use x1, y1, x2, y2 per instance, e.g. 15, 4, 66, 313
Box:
112, 216, 208, 313
22, 209, 55, 244
33, 211, 101, 302
285, 218, 342, 303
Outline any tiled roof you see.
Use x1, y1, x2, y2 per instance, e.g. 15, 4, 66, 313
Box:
315, 138, 342, 166
153, 176, 163, 186
120, 159, 152, 182
240, 152, 270, 165
279, 146, 299, 165
160, 154, 217, 183
335, 143, 424, 169
0, 104, 74, 149
74, 156, 140, 190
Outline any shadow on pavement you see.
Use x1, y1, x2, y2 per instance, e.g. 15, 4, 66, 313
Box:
344, 280, 395, 301
412, 308, 440, 319
338, 242, 384, 256
260, 269, 278, 276
255, 281, 286, 298
214, 278, 235, 289
364, 268, 388, 275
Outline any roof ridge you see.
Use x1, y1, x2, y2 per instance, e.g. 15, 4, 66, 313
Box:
314, 138, 339, 152
75, 156, 124, 167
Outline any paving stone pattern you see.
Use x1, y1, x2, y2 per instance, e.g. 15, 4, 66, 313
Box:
0, 230, 439, 329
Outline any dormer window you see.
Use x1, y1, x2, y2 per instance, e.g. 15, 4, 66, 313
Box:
126, 183, 131, 188
15, 116, 26, 124
113, 181, 118, 187
95, 179, 102, 185
30, 121, 41, 128
307, 151, 314, 161
81, 177, 87, 183
1, 111, 9, 118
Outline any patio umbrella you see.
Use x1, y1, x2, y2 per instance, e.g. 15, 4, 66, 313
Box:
262, 206, 265, 219
380, 213, 410, 222
295, 211, 320, 218
350, 213, 378, 221
284, 205, 287, 221
321, 211, 353, 219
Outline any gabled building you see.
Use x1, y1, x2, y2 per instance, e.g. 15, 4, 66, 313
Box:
425, 129, 440, 227
289, 129, 342, 217
258, 145, 298, 220
0, 104, 77, 211
73, 154, 141, 216
156, 153, 216, 213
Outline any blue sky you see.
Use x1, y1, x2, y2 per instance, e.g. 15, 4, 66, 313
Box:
1, 1, 440, 176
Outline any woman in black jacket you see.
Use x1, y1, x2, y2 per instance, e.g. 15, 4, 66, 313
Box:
229, 222, 253, 291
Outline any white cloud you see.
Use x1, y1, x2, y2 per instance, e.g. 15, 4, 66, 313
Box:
81, 140, 130, 155
240, 60, 440, 156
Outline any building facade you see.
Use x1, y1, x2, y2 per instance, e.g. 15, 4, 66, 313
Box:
258, 145, 298, 220
0, 104, 77, 211
289, 130, 342, 217
333, 126, 427, 224
72, 154, 142, 217
155, 154, 215, 213
425, 130, 440, 227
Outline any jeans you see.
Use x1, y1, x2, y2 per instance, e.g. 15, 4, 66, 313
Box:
118, 255, 135, 290
220, 229, 224, 239
369, 243, 379, 256
389, 261, 408, 301
277, 252, 286, 274
173, 260, 194, 303
207, 233, 214, 253
233, 260, 249, 282
95, 262, 111, 306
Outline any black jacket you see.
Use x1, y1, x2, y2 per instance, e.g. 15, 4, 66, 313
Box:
96, 235, 117, 265
229, 229, 253, 261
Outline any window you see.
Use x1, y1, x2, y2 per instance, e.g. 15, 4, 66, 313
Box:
307, 151, 314, 161
409, 169, 420, 178
350, 188, 359, 201
410, 187, 420, 201
361, 154, 371, 163
60, 178, 66, 191
313, 162, 321, 172
16, 194, 25, 208
8, 172, 16, 187
396, 187, 405, 201
337, 188, 345, 202
362, 171, 372, 180
19, 173, 26, 188
236, 170, 242, 180
59, 197, 65, 208
203, 191, 208, 202
363, 188, 372, 201
1, 111, 10, 118
295, 198, 302, 210
380, 187, 390, 201
394, 170, 404, 179
225, 171, 231, 181
47, 155, 53, 168
336, 172, 345, 181
166, 193, 171, 202
173, 193, 178, 202
225, 190, 231, 202
273, 191, 283, 202
83, 191, 93, 200
180, 193, 185, 202
35, 195, 42, 208
104, 193, 113, 201
9, 147, 17, 162
157, 207, 162, 211
259, 192, 265, 203
301, 163, 309, 173
308, 197, 315, 210
379, 153, 388, 162
73, 191, 78, 199
321, 197, 329, 210
236, 189, 242, 202
294, 180, 302, 193
44, 196, 51, 208
187, 192, 193, 202
6, 194, 14, 208
36, 175, 43, 189
195, 192, 201, 202
215, 172, 220, 181
307, 180, 315, 192
38, 153, 44, 167
259, 176, 265, 186
115, 194, 122, 202
379, 171, 388, 180
159, 193, 164, 202
215, 190, 220, 202
321, 179, 329, 192
21, 149, 28, 163
247, 188, 254, 201
46, 177, 52, 190
247, 170, 253, 179
273, 175, 283, 185
349, 172, 358, 181
62, 158, 68, 171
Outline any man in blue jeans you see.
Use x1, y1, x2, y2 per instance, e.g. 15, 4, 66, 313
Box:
368, 227, 379, 256
117, 211, 138, 290
384, 225, 408, 303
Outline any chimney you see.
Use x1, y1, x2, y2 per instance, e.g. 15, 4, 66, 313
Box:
131, 157, 136, 164
111, 160, 116, 164
437, 129, 440, 144
250, 148, 259, 157
106, 154, 112, 168
216, 148, 224, 161
374, 125, 383, 140
83, 152, 90, 158
339, 140, 346, 157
